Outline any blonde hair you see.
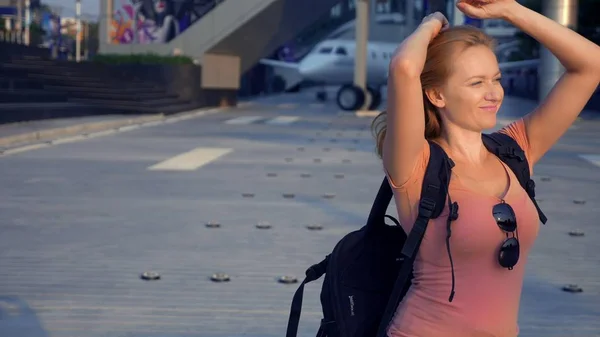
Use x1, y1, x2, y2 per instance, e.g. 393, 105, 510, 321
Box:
372, 25, 497, 158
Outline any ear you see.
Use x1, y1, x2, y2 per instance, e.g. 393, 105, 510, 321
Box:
424, 88, 446, 109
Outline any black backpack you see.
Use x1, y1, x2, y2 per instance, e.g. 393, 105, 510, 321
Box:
285, 132, 548, 337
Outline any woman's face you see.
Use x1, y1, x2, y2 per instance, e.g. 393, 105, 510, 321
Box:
431, 45, 505, 132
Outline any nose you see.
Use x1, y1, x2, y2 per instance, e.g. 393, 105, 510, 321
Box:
485, 88, 502, 102
298, 57, 320, 78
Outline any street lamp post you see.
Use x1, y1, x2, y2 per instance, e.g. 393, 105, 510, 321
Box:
75, 0, 81, 62
24, 0, 30, 45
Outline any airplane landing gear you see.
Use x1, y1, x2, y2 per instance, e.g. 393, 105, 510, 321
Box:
336, 84, 381, 111
316, 84, 328, 101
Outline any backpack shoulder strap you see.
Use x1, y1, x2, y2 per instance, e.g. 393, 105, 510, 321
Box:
482, 132, 548, 224
400, 140, 453, 258
376, 140, 453, 337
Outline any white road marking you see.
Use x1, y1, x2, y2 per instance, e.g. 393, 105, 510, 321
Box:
1, 143, 50, 155
50, 134, 87, 145
579, 154, 600, 168
148, 147, 232, 171
118, 125, 141, 132
265, 116, 300, 125
224, 116, 264, 125
85, 129, 118, 138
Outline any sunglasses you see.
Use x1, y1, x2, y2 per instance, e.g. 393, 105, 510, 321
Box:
492, 201, 519, 270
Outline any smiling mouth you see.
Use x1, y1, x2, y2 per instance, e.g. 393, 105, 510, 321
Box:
480, 106, 498, 111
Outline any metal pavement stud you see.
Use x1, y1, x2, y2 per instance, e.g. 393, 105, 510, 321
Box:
256, 221, 272, 229
306, 224, 323, 231
278, 275, 298, 284
568, 230, 585, 237
140, 271, 161, 281
300, 173, 311, 178
334, 174, 345, 179
573, 199, 586, 205
206, 221, 221, 228
541, 176, 551, 182
242, 193, 255, 198
282, 193, 295, 199
211, 273, 230, 282
562, 284, 583, 293
267, 173, 278, 177
322, 193, 336, 199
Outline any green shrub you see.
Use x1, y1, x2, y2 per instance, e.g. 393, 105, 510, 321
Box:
92, 53, 194, 65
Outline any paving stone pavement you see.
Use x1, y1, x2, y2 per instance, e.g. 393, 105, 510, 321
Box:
0, 93, 599, 337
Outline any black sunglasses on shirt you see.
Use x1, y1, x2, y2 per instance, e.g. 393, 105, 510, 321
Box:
492, 201, 520, 270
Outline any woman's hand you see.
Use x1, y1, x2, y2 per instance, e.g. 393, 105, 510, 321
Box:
419, 11, 450, 40
456, 0, 521, 20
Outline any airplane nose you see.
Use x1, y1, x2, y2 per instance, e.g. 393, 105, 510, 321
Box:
298, 56, 320, 78
298, 61, 313, 77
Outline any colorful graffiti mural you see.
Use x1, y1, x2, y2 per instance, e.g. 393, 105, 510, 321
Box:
110, 0, 217, 44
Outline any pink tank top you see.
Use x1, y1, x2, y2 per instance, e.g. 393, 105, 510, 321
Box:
385, 119, 540, 337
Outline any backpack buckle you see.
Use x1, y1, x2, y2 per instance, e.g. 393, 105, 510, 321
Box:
418, 197, 436, 218
526, 179, 536, 197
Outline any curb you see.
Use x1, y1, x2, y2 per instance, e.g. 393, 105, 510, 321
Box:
0, 105, 230, 149
0, 114, 166, 148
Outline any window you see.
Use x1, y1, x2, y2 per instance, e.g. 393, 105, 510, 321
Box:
319, 47, 333, 54
335, 47, 348, 55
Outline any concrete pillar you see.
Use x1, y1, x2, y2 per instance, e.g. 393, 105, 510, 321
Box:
538, 0, 578, 100
354, 0, 369, 108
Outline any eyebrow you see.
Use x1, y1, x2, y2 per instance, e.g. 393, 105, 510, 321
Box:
466, 71, 502, 81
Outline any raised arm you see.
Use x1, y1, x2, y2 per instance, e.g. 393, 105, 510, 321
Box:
383, 13, 448, 186
506, 4, 600, 164
458, 0, 600, 165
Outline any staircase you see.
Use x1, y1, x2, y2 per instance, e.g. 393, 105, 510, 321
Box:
0, 47, 209, 124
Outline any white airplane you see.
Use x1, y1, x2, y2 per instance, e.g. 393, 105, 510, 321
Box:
259, 38, 540, 111
259, 39, 398, 111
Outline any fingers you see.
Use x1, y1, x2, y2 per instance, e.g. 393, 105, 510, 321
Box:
456, 1, 486, 17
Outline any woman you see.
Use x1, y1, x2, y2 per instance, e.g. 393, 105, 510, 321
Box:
372, 1, 600, 336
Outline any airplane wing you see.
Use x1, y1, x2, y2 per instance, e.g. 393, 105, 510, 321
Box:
258, 58, 300, 70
